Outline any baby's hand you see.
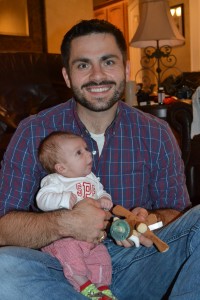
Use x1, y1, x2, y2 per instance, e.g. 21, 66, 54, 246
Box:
69, 193, 77, 209
99, 197, 113, 210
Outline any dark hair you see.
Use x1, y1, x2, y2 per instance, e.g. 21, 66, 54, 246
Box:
61, 19, 127, 72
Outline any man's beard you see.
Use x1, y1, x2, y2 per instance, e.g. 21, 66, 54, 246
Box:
71, 80, 125, 112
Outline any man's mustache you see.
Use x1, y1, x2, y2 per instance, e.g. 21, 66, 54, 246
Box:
81, 81, 116, 89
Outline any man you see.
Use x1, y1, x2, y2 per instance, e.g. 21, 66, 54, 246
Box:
0, 19, 200, 300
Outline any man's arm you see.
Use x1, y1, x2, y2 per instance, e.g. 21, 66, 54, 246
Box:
0, 199, 111, 249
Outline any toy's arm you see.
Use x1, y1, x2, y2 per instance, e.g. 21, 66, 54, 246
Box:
136, 224, 169, 252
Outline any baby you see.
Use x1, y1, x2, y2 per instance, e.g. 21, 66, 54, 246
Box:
36, 131, 117, 300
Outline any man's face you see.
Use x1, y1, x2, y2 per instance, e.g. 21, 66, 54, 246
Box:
62, 33, 128, 112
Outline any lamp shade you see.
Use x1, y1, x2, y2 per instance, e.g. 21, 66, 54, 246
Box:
130, 0, 185, 48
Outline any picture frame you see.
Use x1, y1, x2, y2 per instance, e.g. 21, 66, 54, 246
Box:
170, 4, 185, 37
0, 0, 47, 52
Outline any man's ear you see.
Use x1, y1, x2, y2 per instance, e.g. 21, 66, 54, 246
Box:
62, 67, 71, 88
55, 163, 66, 175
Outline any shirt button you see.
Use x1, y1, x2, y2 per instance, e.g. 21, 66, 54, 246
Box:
92, 151, 97, 155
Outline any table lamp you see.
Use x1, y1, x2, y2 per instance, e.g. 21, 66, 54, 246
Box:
130, 0, 185, 90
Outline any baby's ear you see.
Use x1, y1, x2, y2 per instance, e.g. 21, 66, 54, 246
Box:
55, 163, 66, 174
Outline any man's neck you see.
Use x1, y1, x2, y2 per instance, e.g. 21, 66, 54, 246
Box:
77, 103, 118, 134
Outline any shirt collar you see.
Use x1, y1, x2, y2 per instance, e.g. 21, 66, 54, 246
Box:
71, 98, 124, 136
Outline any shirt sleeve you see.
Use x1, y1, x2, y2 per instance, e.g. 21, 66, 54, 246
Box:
148, 123, 190, 210
0, 120, 43, 216
36, 174, 72, 211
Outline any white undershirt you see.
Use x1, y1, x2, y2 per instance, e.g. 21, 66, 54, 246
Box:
90, 132, 105, 155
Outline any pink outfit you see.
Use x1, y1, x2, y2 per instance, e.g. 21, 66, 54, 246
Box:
42, 238, 112, 291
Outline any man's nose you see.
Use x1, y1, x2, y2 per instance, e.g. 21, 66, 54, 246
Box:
89, 64, 106, 81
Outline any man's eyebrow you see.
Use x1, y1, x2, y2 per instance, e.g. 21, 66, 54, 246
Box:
71, 58, 90, 66
71, 54, 120, 66
101, 54, 119, 61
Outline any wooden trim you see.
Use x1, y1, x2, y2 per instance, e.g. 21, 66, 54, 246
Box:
94, 0, 122, 10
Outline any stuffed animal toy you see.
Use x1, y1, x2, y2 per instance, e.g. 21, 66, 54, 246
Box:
110, 205, 169, 253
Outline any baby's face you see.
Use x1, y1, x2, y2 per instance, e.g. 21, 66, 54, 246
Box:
58, 137, 92, 178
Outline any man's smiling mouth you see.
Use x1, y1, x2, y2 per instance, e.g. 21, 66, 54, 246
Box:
87, 86, 111, 93
82, 80, 116, 94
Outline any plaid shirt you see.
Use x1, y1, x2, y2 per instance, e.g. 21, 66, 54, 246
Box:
0, 99, 190, 216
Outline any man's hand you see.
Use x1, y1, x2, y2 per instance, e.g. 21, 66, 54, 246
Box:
115, 207, 153, 248
60, 197, 112, 244
0, 198, 111, 249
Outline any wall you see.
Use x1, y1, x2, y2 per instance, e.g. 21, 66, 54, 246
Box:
190, 0, 200, 71
45, 0, 93, 53
128, 0, 141, 81
168, 0, 190, 72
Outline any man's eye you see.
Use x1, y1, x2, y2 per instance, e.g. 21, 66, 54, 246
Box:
105, 60, 114, 66
78, 63, 88, 69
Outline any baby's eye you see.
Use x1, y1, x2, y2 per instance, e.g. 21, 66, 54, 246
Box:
77, 150, 82, 155
85, 147, 90, 152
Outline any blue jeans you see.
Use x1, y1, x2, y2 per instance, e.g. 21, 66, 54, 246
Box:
1, 205, 200, 300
